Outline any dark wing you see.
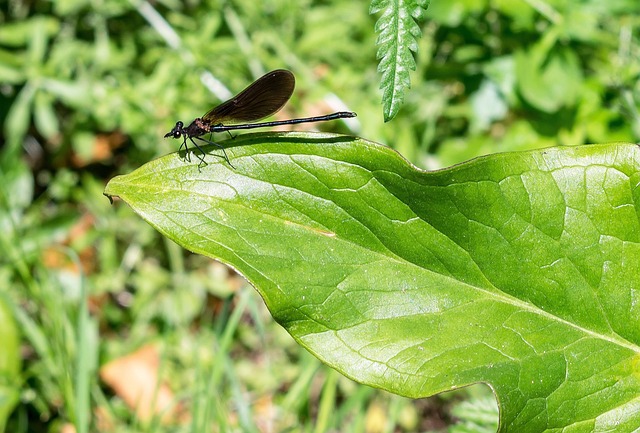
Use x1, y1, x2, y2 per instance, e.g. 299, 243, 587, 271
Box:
203, 69, 295, 124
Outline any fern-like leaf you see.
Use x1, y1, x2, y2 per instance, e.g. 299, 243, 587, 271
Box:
370, 0, 430, 122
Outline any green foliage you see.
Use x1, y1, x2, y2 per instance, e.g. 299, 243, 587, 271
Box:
2, 0, 640, 431
0, 296, 21, 432
1, 1, 639, 166
105, 135, 640, 432
370, 0, 431, 122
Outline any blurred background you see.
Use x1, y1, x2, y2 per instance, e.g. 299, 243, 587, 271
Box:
0, 0, 639, 432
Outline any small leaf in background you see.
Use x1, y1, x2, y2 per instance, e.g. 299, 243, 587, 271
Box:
71, 131, 98, 167
469, 79, 508, 132
0, 17, 60, 47
105, 135, 640, 432
26, 17, 49, 67
515, 38, 583, 113
41, 78, 91, 109
483, 56, 517, 107
370, 0, 431, 122
3, 83, 35, 156
365, 400, 388, 433
34, 91, 60, 140
0, 59, 23, 84
0, 152, 34, 216
100, 345, 179, 424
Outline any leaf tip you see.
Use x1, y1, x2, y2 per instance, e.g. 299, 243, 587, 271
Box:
103, 192, 114, 205
104, 174, 130, 204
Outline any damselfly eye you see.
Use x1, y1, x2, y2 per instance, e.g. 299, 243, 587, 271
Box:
173, 131, 181, 139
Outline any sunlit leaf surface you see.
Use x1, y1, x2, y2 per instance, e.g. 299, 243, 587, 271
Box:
105, 133, 640, 433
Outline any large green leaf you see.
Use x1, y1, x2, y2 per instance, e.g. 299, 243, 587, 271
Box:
104, 133, 640, 432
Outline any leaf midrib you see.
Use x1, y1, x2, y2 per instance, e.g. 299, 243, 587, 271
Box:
114, 152, 640, 355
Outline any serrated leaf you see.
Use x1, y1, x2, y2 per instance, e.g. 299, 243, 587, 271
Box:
105, 133, 640, 433
370, 0, 430, 122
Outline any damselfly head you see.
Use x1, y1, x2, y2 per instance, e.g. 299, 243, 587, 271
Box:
164, 121, 184, 139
